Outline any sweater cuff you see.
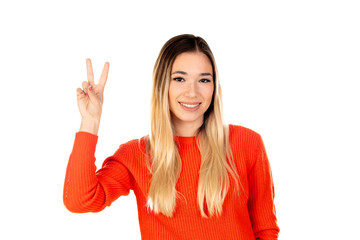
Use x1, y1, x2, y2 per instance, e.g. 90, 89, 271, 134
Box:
73, 131, 99, 154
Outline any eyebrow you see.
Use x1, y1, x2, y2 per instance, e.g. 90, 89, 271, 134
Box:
171, 71, 213, 77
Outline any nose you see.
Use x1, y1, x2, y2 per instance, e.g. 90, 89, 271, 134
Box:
184, 80, 197, 97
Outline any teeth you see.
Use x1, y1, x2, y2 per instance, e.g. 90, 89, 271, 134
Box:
180, 102, 200, 108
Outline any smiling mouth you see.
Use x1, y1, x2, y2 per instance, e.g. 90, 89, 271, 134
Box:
179, 102, 201, 108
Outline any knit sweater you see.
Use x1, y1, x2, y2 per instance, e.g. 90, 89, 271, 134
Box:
63, 124, 279, 240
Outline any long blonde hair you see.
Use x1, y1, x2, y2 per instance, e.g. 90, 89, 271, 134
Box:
146, 34, 240, 218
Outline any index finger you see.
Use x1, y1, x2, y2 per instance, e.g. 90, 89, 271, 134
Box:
86, 58, 95, 85
98, 62, 110, 88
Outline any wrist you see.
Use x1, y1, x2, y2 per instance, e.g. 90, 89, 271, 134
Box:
80, 118, 100, 135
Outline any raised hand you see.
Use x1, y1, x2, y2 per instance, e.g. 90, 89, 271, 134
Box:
76, 59, 109, 134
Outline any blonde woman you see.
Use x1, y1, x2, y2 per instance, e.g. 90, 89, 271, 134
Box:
64, 34, 280, 239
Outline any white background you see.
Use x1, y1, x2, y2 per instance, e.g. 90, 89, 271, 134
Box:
1, 0, 359, 239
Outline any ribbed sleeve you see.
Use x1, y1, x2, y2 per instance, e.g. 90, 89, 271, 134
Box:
63, 132, 133, 213
247, 135, 279, 239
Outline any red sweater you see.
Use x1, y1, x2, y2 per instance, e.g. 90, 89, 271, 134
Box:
64, 124, 279, 239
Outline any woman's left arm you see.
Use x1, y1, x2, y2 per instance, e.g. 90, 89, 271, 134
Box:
247, 135, 280, 240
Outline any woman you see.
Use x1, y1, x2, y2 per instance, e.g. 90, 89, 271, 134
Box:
64, 34, 280, 239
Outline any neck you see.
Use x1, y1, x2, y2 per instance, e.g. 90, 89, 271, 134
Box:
171, 118, 203, 137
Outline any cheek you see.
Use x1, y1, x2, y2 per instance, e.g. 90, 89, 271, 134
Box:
204, 86, 214, 102
168, 85, 174, 103
168, 84, 179, 112
168, 83, 182, 102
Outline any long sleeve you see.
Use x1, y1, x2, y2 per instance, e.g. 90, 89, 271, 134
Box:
63, 132, 133, 213
63, 126, 280, 239
247, 135, 280, 240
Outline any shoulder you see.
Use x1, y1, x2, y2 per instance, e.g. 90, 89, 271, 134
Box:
228, 124, 268, 170
113, 136, 148, 158
228, 124, 262, 147
228, 124, 263, 161
107, 136, 149, 177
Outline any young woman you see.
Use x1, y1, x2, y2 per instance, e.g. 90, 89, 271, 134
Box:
64, 34, 280, 239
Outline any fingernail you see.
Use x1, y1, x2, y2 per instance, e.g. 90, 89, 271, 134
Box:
80, 91, 84, 95
89, 86, 93, 91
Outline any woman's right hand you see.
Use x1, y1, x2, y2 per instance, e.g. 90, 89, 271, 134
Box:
77, 59, 109, 134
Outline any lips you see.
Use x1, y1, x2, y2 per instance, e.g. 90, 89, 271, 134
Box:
179, 102, 201, 108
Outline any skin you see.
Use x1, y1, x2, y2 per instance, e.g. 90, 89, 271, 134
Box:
77, 59, 109, 135
77, 52, 214, 137
169, 51, 214, 137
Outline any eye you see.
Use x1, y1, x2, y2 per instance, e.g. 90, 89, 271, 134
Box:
199, 78, 211, 83
173, 77, 184, 82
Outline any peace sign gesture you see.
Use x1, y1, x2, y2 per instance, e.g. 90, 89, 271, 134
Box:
76, 59, 109, 134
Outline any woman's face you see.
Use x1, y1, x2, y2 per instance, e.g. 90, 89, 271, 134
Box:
168, 51, 214, 134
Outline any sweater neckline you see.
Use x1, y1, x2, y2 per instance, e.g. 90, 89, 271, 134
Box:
174, 135, 197, 144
